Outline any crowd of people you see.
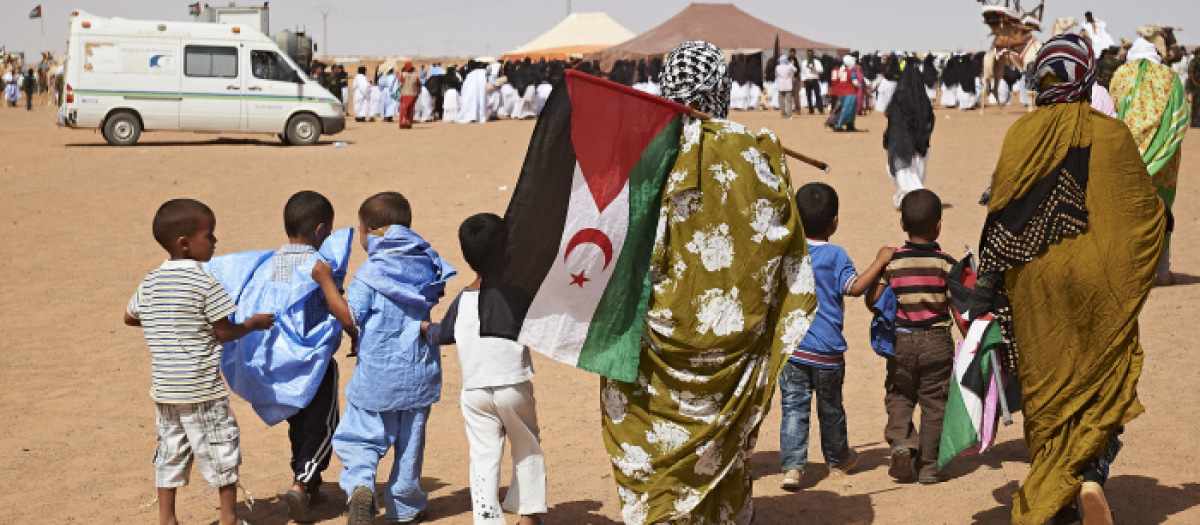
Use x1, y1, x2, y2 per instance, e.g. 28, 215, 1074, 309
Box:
113, 7, 1194, 524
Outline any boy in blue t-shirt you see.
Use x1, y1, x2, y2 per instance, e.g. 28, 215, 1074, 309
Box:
779, 183, 894, 490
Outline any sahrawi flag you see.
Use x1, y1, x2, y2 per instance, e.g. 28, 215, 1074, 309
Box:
480, 69, 690, 383
189, 3, 202, 16
29, 5, 41, 18
938, 317, 1006, 469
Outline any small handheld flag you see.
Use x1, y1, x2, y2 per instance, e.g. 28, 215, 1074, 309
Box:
29, 5, 42, 19
189, 3, 201, 16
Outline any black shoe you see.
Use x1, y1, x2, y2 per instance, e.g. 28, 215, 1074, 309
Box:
889, 448, 916, 481
284, 489, 311, 523
846, 125, 859, 132
347, 485, 376, 525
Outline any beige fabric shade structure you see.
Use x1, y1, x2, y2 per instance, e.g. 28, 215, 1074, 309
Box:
583, 3, 850, 69
502, 12, 636, 61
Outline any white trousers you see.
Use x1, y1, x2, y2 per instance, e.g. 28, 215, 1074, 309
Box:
461, 381, 546, 524
889, 154, 928, 207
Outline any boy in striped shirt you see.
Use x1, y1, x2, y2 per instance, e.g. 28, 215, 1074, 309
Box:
867, 189, 958, 485
779, 183, 894, 490
124, 199, 275, 525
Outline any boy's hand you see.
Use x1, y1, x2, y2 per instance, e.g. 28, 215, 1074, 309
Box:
876, 247, 897, 262
245, 313, 276, 331
346, 336, 359, 358
312, 260, 333, 284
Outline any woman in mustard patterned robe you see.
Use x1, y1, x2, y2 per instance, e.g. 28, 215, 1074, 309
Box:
601, 41, 818, 525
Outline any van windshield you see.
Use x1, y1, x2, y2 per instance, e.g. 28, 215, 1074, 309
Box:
251, 50, 298, 82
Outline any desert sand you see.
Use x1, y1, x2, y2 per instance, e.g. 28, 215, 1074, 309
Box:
1, 102, 1197, 524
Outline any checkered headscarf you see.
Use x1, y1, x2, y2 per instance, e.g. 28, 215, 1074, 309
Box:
660, 41, 731, 118
1026, 34, 1097, 106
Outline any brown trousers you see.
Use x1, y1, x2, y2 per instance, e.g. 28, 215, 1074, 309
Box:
884, 327, 954, 477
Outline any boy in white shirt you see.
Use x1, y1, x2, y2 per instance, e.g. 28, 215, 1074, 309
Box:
424, 213, 546, 525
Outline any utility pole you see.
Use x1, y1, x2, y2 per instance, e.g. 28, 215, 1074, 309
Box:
318, 6, 331, 57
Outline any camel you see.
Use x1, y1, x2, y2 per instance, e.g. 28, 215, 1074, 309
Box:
1137, 25, 1184, 65
979, 1, 1045, 113
1052, 17, 1078, 37
37, 52, 55, 106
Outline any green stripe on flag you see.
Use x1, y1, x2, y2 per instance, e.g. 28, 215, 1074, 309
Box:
575, 115, 682, 383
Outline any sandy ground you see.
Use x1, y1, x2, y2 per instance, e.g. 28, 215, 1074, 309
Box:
1, 100, 1198, 525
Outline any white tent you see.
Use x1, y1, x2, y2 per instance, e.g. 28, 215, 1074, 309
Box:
503, 12, 635, 60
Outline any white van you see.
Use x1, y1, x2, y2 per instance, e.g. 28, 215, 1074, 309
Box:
60, 11, 344, 146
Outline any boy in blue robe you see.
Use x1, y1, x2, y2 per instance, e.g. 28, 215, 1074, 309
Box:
325, 192, 455, 524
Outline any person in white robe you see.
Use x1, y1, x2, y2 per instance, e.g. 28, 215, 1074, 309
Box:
764, 79, 779, 109
535, 81, 553, 114
729, 81, 749, 110
442, 87, 460, 122
368, 80, 383, 121
485, 61, 503, 119
457, 64, 490, 124
996, 78, 1012, 106
875, 78, 897, 113
498, 82, 518, 119
414, 85, 435, 123
352, 67, 371, 121
1081, 12, 1115, 58
510, 84, 537, 120
378, 67, 400, 121
747, 82, 763, 110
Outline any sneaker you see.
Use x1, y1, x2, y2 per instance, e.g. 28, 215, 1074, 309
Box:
918, 475, 941, 485
780, 469, 803, 490
833, 449, 859, 474
347, 485, 376, 525
1078, 481, 1114, 525
888, 448, 916, 482
283, 489, 311, 523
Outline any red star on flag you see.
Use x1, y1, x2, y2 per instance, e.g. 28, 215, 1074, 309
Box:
569, 270, 590, 288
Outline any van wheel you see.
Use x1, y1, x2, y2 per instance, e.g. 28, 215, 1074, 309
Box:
285, 114, 321, 146
103, 111, 141, 146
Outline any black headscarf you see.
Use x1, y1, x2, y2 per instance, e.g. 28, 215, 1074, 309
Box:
884, 56, 902, 81
730, 54, 749, 84
819, 55, 836, 82
958, 55, 977, 93
883, 65, 935, 173
922, 54, 938, 88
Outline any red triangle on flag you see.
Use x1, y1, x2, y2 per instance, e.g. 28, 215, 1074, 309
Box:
564, 71, 689, 213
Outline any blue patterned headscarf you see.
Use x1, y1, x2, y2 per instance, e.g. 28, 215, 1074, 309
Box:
1026, 34, 1097, 106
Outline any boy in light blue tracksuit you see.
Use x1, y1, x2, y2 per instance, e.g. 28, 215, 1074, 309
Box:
325, 192, 456, 524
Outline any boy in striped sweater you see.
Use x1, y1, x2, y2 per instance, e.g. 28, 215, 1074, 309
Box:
866, 189, 958, 485
124, 199, 275, 525
779, 183, 894, 490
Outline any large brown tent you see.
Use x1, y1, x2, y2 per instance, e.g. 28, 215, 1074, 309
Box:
583, 3, 849, 69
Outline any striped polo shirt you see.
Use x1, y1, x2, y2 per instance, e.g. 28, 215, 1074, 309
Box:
879, 241, 956, 329
127, 259, 237, 404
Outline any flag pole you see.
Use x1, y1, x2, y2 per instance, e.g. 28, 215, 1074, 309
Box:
688, 109, 831, 172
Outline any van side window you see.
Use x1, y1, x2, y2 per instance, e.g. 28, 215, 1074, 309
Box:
251, 51, 295, 82
185, 46, 238, 78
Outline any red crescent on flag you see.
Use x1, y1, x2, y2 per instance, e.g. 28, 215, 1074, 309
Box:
563, 228, 614, 269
